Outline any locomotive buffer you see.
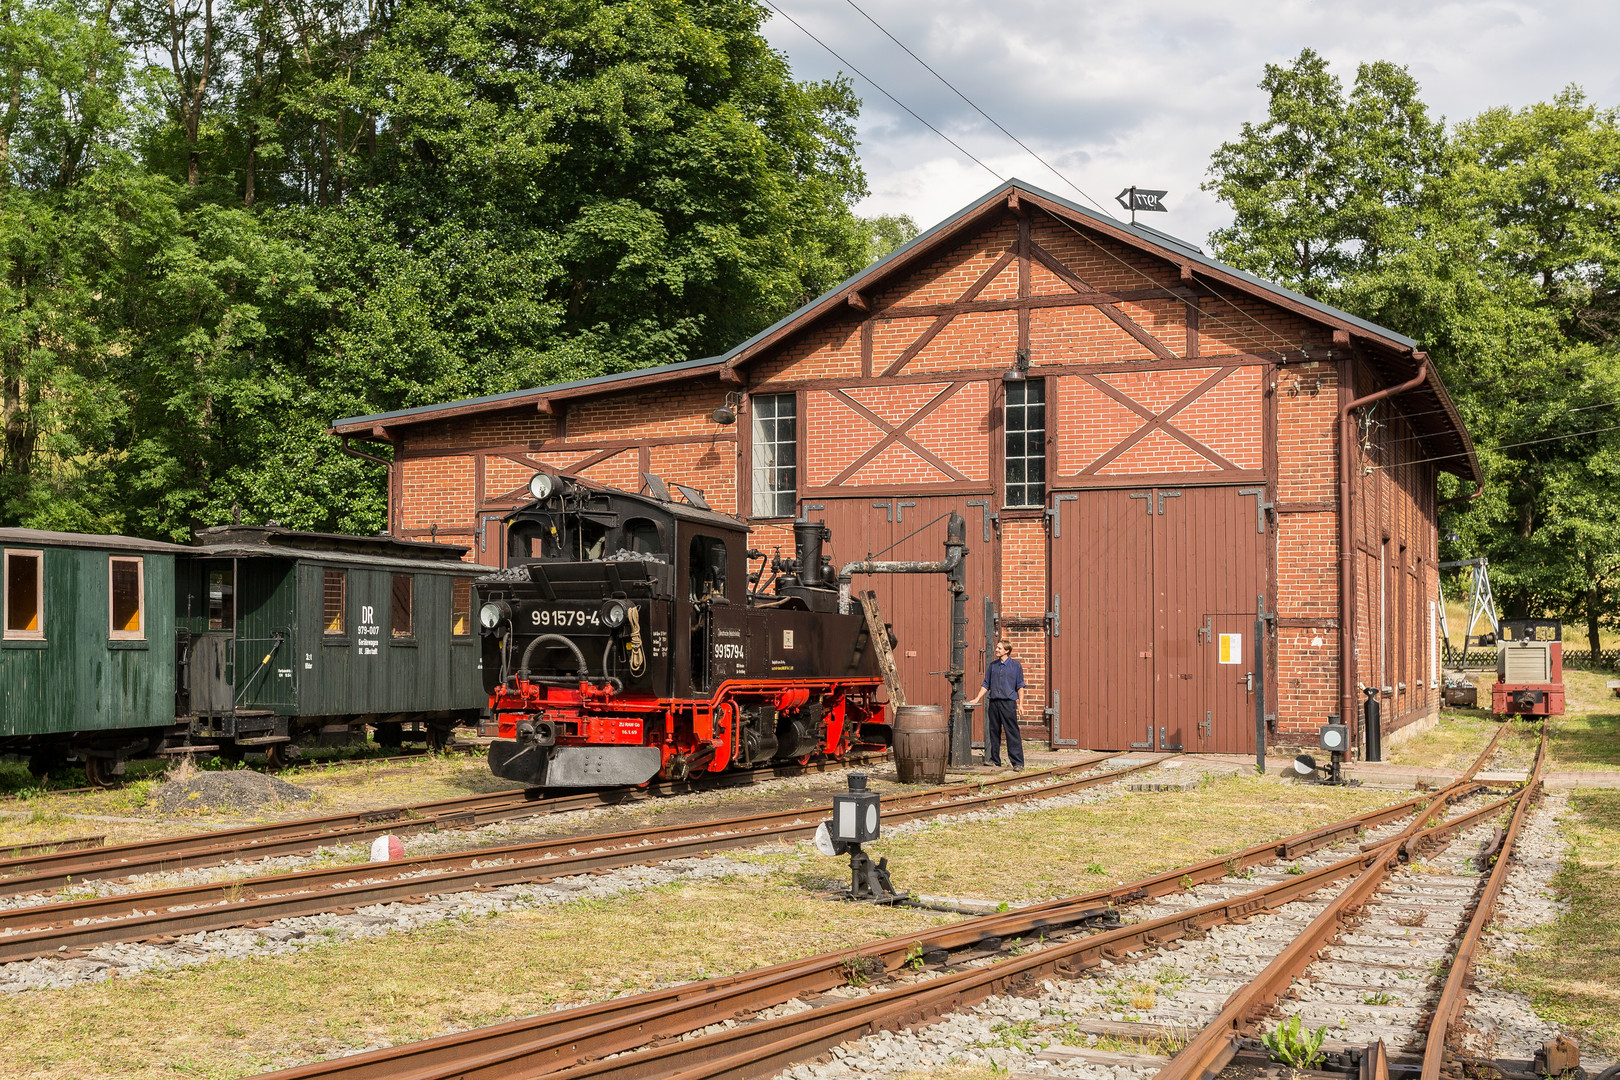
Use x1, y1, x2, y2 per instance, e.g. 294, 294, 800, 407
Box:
814, 772, 906, 904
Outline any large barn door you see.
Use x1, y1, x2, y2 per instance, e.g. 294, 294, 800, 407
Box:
1152, 487, 1267, 754
805, 497, 994, 723
1049, 489, 1156, 751
1051, 486, 1266, 752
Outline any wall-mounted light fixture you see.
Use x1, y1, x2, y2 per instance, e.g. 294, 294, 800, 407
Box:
711, 391, 743, 425
1002, 348, 1030, 383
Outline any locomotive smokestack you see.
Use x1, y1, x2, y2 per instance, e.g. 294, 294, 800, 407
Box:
794, 518, 828, 588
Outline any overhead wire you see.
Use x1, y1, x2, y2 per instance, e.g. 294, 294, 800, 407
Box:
758, 0, 1002, 182
1367, 421, 1620, 472
837, 0, 1114, 217
770, 0, 1534, 474
769, 0, 1358, 358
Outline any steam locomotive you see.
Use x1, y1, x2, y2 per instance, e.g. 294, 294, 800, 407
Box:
478, 473, 892, 788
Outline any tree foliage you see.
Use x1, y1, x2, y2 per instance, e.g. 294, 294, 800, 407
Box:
0, 0, 876, 538
1206, 52, 1620, 649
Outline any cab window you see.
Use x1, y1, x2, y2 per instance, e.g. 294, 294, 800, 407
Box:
622, 518, 662, 556
688, 536, 727, 601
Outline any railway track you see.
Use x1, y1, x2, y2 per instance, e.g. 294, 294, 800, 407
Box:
227, 723, 1551, 1080
0, 753, 894, 894
0, 752, 1157, 961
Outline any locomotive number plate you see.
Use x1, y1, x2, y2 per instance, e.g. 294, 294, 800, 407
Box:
530, 607, 602, 628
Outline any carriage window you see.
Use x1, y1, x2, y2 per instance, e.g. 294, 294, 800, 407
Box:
688, 536, 728, 601
323, 570, 346, 635
4, 550, 43, 639
1004, 379, 1046, 508
109, 557, 144, 639
391, 574, 414, 637
751, 393, 797, 518
451, 579, 472, 636
623, 518, 662, 555
207, 566, 235, 630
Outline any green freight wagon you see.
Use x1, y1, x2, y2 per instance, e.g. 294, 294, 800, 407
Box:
1, 530, 194, 783
182, 527, 487, 766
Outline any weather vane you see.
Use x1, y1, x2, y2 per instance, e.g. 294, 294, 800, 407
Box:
1115, 186, 1168, 225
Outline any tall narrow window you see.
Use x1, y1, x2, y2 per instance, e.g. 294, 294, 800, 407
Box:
391, 574, 414, 638
451, 578, 472, 637
4, 550, 43, 640
207, 565, 235, 631
1004, 380, 1046, 508
323, 570, 347, 636
751, 393, 797, 518
109, 557, 145, 639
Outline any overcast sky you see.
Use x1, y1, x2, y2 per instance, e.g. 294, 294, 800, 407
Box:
760, 0, 1620, 250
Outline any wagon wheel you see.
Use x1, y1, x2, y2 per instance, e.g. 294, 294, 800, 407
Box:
217, 743, 245, 767
261, 742, 290, 771
425, 725, 451, 754
374, 722, 405, 749
82, 757, 117, 788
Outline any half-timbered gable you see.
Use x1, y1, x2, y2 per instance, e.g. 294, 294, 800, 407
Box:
333, 180, 1479, 759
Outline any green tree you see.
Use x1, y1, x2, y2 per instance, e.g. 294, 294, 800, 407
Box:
1206, 57, 1620, 652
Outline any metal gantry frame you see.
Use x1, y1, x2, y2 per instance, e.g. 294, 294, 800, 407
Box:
1438, 558, 1499, 667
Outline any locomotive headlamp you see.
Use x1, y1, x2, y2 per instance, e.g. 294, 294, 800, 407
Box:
479, 601, 511, 631
600, 599, 628, 629
528, 472, 558, 502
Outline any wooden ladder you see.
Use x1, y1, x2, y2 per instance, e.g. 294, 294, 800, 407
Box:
859, 589, 906, 707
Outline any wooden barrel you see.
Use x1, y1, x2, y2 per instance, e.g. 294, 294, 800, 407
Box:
893, 705, 948, 785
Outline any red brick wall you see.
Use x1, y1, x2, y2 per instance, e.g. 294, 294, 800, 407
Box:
380, 200, 1452, 757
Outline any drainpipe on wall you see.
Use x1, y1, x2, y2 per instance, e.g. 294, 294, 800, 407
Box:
1338, 354, 1429, 755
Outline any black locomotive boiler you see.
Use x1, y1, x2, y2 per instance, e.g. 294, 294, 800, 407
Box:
478, 474, 891, 788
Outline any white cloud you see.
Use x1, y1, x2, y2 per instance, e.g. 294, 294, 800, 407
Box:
762, 0, 1620, 248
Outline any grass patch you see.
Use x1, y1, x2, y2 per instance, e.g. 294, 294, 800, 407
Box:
815, 774, 1399, 901
0, 874, 949, 1080
1489, 789, 1620, 1056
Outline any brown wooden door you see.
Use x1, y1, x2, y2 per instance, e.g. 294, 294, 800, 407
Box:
1051, 486, 1267, 753
805, 497, 995, 724
1049, 489, 1156, 750
1153, 487, 1267, 754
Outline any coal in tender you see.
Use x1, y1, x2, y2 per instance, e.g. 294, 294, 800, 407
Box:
153, 771, 315, 814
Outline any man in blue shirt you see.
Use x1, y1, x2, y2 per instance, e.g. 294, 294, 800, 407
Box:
968, 639, 1025, 769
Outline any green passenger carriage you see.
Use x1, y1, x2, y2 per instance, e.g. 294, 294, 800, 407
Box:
1, 526, 487, 781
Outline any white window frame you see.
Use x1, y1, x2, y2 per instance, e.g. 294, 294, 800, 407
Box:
108, 555, 146, 641
3, 548, 45, 641
750, 393, 797, 519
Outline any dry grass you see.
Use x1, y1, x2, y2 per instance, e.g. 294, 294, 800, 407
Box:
0, 753, 514, 849
802, 773, 1401, 901
0, 875, 951, 1080
0, 767, 1415, 1079
1490, 789, 1620, 1057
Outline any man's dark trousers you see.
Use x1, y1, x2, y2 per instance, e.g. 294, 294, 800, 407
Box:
986, 698, 1024, 768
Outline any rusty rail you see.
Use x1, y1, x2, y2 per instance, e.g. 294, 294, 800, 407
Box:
1421, 723, 1550, 1080
1155, 720, 1529, 1080
0, 753, 893, 895
245, 777, 1482, 1080
0, 754, 1150, 960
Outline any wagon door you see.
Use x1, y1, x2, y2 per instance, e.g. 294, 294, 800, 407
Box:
188, 559, 236, 715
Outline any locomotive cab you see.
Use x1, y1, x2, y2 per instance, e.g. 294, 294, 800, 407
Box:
479, 473, 886, 789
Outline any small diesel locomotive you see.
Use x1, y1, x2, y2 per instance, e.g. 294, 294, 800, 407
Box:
1491, 617, 1565, 718
479, 474, 891, 788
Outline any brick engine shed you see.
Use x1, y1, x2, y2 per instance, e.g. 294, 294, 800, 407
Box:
332, 181, 1480, 758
